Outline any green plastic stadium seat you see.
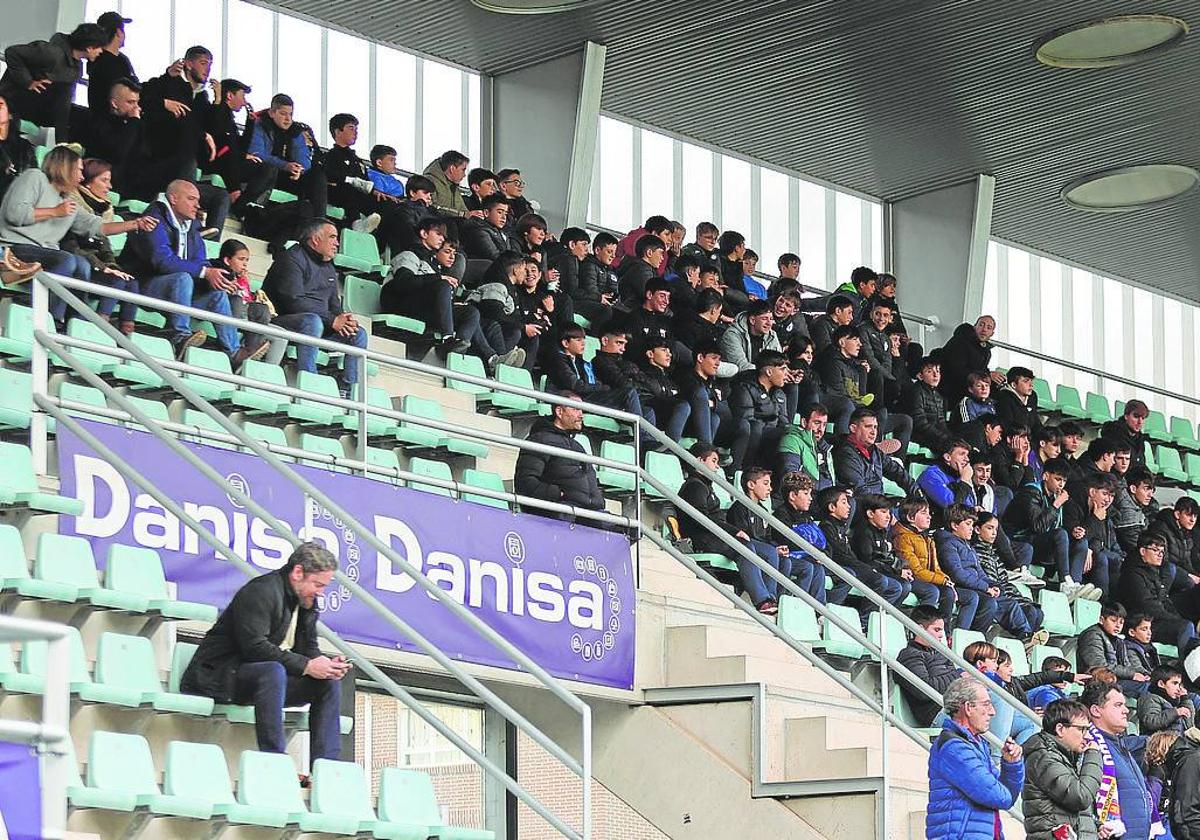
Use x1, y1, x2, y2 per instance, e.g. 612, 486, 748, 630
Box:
7, 627, 91, 695
777, 594, 820, 644
231, 358, 291, 416
1031, 644, 1065, 673
120, 198, 149, 214
641, 451, 685, 500
891, 684, 938, 735
334, 228, 388, 274
408, 457, 454, 497
1073, 597, 1102, 634
992, 636, 1030, 676
79, 632, 214, 714
1186, 453, 1200, 487
1055, 385, 1086, 419
0, 367, 32, 429
583, 336, 600, 362
84, 731, 214, 818
57, 382, 110, 423
1084, 392, 1113, 424
181, 346, 236, 401
866, 611, 906, 662
236, 752, 311, 828
181, 408, 234, 449
1145, 410, 1171, 443
1033, 378, 1056, 410
0, 442, 84, 514
597, 441, 637, 493
163, 740, 292, 827
378, 767, 495, 840
1038, 588, 1076, 636
818, 603, 865, 659
461, 468, 508, 509
105, 544, 217, 622
65, 318, 121, 374
110, 331, 173, 389
364, 445, 402, 483
445, 352, 491, 398
300, 433, 350, 472
1157, 446, 1188, 483
343, 275, 425, 336
167, 643, 253, 724
953, 629, 986, 658
0, 303, 35, 360
1170, 416, 1200, 452
106, 230, 126, 256
287, 370, 347, 427
492, 365, 543, 415
311, 759, 429, 838
398, 395, 488, 458
242, 420, 290, 452
1155, 642, 1180, 659
325, 204, 345, 220
0, 523, 77, 603
35, 533, 149, 612
1145, 442, 1159, 475
692, 552, 738, 573
122, 394, 171, 429
341, 384, 399, 438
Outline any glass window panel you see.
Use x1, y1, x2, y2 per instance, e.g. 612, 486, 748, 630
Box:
597, 116, 633, 231
1131, 288, 1154, 387
720, 156, 751, 239
1068, 268, 1093, 364
226, 1, 274, 104
422, 60, 464, 169
1102, 278, 1125, 379
1163, 299, 1184, 392
120, 0, 173, 85
640, 129, 673, 222
982, 242, 1000, 319
834, 192, 865, 285
870, 202, 883, 269
1004, 248, 1031, 349
796, 179, 826, 289
758, 168, 790, 271
374, 46, 417, 173
173, 0, 225, 81
467, 73, 481, 166
326, 30, 370, 149
275, 14, 322, 146
679, 142, 713, 235
1037, 258, 1063, 357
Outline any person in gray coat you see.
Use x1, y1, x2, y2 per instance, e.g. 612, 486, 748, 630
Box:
1021, 698, 1103, 840
718, 298, 783, 373
1139, 666, 1198, 735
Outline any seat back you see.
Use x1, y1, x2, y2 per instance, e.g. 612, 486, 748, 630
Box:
300, 434, 347, 470
952, 629, 986, 657
242, 358, 290, 391
168, 642, 197, 694
296, 370, 342, 412
461, 468, 507, 508
777, 594, 820, 643
378, 767, 443, 826
86, 731, 159, 795
642, 452, 685, 497
58, 382, 108, 420
343, 275, 382, 317
1085, 391, 1111, 421
401, 395, 445, 427
446, 353, 490, 395
340, 229, 382, 265
0, 523, 29, 579
20, 626, 90, 685
0, 442, 42, 494
992, 635, 1030, 676
243, 421, 290, 448
35, 533, 101, 589
123, 395, 171, 425
1146, 410, 1169, 437
237, 750, 308, 813
94, 632, 161, 694
0, 367, 32, 427
66, 318, 118, 369
1, 304, 34, 356
105, 544, 169, 600
163, 740, 235, 804
495, 364, 534, 390
1170, 415, 1196, 443
1055, 385, 1082, 412
310, 758, 377, 821
408, 457, 454, 497
1157, 445, 1184, 472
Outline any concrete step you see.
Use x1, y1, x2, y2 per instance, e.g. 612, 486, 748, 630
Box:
783, 718, 928, 785
638, 569, 736, 610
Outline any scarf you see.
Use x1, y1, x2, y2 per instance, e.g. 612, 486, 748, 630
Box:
1088, 725, 1122, 828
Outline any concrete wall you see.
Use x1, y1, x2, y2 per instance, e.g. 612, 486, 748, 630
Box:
0, 0, 85, 48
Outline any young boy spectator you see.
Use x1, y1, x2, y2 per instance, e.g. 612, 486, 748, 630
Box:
617, 234, 667, 308
1139, 667, 1196, 735
1101, 399, 1150, 469
463, 167, 496, 212
1066, 437, 1119, 501
676, 444, 742, 582
1062, 473, 1122, 601
1023, 656, 1076, 712
994, 366, 1042, 435
545, 323, 641, 415
850, 494, 915, 609
904, 356, 953, 454
728, 468, 793, 615
935, 505, 997, 632
728, 351, 790, 474
1027, 426, 1064, 487
973, 512, 1049, 649
1119, 532, 1200, 654
962, 641, 1039, 747
1059, 421, 1086, 477
816, 486, 860, 607
673, 339, 731, 447
573, 231, 619, 326
1123, 613, 1161, 676
636, 338, 690, 442
810, 294, 855, 354
896, 605, 959, 727
893, 498, 958, 625
1113, 466, 1158, 554
772, 472, 828, 603
366, 145, 406, 197
1147, 497, 1200, 592
954, 371, 997, 426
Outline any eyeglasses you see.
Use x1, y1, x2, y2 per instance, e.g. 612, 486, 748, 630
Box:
503, 179, 525, 187
1144, 545, 1166, 554
1061, 723, 1090, 733
966, 699, 995, 709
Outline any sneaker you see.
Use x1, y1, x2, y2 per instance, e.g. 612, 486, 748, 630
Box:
434, 335, 471, 360
1024, 629, 1051, 652
230, 341, 270, 370
1007, 567, 1046, 588
1077, 583, 1103, 601
877, 438, 902, 456
498, 346, 526, 369
352, 212, 382, 234
200, 227, 220, 239
1061, 581, 1084, 603
172, 330, 207, 360
757, 600, 778, 617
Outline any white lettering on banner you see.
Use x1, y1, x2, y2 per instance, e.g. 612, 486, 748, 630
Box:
73, 454, 130, 538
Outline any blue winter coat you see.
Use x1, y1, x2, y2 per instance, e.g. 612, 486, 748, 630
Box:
918, 462, 978, 511
926, 718, 1023, 839
117, 200, 207, 280
935, 530, 991, 592
1097, 729, 1152, 839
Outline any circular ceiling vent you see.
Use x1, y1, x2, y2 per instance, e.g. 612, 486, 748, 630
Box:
1035, 14, 1189, 68
469, 0, 594, 13
1062, 164, 1200, 213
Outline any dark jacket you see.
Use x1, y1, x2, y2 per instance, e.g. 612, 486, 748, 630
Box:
858, 321, 901, 382
180, 568, 320, 703
1101, 418, 1149, 469
810, 314, 840, 354
1076, 624, 1142, 680
461, 218, 514, 261
636, 361, 681, 403
728, 499, 772, 543
0, 135, 38, 203
820, 517, 881, 584
1112, 479, 1157, 554
678, 473, 739, 554
850, 520, 905, 578
936, 322, 993, 407
1004, 481, 1063, 541
994, 386, 1042, 435
905, 380, 952, 452
262, 242, 344, 328
86, 49, 138, 114
1, 33, 82, 93
576, 254, 618, 304
1148, 509, 1200, 578
1062, 499, 1119, 555
1118, 558, 1186, 628
1020, 731, 1103, 840
831, 437, 917, 498
1165, 727, 1200, 839
204, 103, 253, 168
935, 530, 991, 592
674, 312, 726, 350
1123, 636, 1160, 675
591, 350, 641, 392
118, 200, 208, 280
815, 346, 870, 402
1139, 685, 1197, 735
897, 639, 960, 726
140, 72, 210, 160
619, 307, 674, 358
617, 259, 656, 308
514, 419, 604, 514
729, 375, 787, 427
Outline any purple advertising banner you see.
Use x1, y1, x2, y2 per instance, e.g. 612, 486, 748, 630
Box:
57, 420, 635, 689
0, 740, 41, 840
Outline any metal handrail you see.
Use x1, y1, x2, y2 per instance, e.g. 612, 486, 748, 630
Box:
32, 274, 593, 840
992, 339, 1200, 409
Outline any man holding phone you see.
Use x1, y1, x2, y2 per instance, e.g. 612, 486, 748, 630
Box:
181, 543, 349, 781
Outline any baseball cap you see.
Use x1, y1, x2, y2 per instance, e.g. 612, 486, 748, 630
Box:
97, 11, 131, 33
221, 78, 252, 96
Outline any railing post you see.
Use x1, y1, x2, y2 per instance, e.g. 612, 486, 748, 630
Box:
30, 275, 50, 475
355, 354, 369, 473
878, 604, 890, 840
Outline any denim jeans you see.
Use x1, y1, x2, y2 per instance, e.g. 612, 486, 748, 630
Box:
272, 312, 369, 385
644, 397, 691, 442
910, 579, 956, 623
1026, 528, 1086, 582
93, 273, 139, 323
232, 660, 341, 768
955, 588, 997, 632
141, 271, 240, 353
683, 384, 722, 445
741, 538, 792, 606
788, 555, 827, 604
993, 597, 1044, 638
7, 244, 90, 322
988, 682, 1040, 747
1084, 548, 1121, 600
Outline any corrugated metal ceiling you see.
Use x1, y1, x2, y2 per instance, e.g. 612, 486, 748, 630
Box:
266, 0, 1200, 302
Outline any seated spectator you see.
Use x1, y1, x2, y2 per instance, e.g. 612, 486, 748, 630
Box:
78, 78, 157, 199
833, 266, 878, 323
420, 149, 471, 218
1059, 421, 1086, 477
857, 299, 905, 407
514, 394, 604, 523
516, 253, 573, 352
925, 675, 1024, 840
1020, 698, 1104, 839
849, 493, 916, 610
1112, 463, 1158, 554
431, 239, 513, 366
551, 227, 589, 315
1140, 666, 1196, 736
613, 215, 671, 272
1004, 457, 1100, 602
1062, 473, 1122, 601
953, 371, 996, 427
676, 443, 742, 572
636, 338, 689, 442
383, 217, 466, 355
1027, 426, 1063, 486
495, 168, 532, 227
1078, 603, 1151, 699
810, 294, 855, 354
462, 167, 495, 213
544, 323, 640, 416
0, 23, 107, 138
785, 337, 821, 413
894, 498, 957, 625
816, 485, 859, 606
572, 230, 619, 325
1101, 399, 1150, 468
673, 339, 731, 447
1023, 657, 1075, 712
1066, 437, 1118, 501
1118, 532, 1198, 654
679, 221, 720, 272
935, 315, 1003, 408
970, 451, 1036, 582
365, 145, 405, 198
973, 513, 1048, 648
2, 146, 153, 326
960, 643, 1038, 750
832, 407, 917, 500
990, 422, 1033, 491
936, 505, 997, 632
460, 194, 512, 260
60, 157, 139, 333
675, 286, 727, 350
617, 234, 666, 308
463, 251, 539, 370
664, 253, 700, 315
1081, 681, 1153, 840
720, 298, 782, 374
816, 323, 874, 433
590, 326, 640, 391
771, 252, 802, 295
0, 94, 37, 202
993, 649, 1076, 744
85, 12, 138, 115
261, 219, 368, 394
778, 402, 835, 490
716, 230, 749, 311
1123, 613, 1161, 678
897, 606, 960, 727
918, 440, 977, 522
247, 94, 327, 216
1146, 497, 1200, 592
201, 79, 266, 215
728, 351, 790, 474
620, 278, 678, 361
728, 468, 792, 615
324, 114, 408, 250
773, 471, 828, 603
993, 366, 1042, 435
905, 356, 953, 453
866, 272, 922, 374
214, 239, 278, 363
512, 212, 549, 267
770, 288, 809, 351
393, 173, 436, 252
741, 249, 767, 300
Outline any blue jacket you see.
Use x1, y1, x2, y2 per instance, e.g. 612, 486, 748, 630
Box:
926, 718, 1023, 839
831, 437, 918, 498
117, 200, 207, 280
918, 462, 978, 511
1024, 683, 1067, 711
261, 242, 343, 328
247, 115, 312, 172
1097, 729, 1152, 839
367, 169, 405, 197
935, 530, 991, 592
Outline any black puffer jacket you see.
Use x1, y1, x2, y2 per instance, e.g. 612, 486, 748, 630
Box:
904, 380, 951, 452
1165, 728, 1200, 839
1148, 509, 1200, 578
935, 322, 992, 407
896, 640, 960, 727
1101, 418, 1149, 469
576, 254, 618, 304
1020, 731, 1102, 840
677, 474, 740, 555
460, 218, 514, 261
514, 419, 604, 516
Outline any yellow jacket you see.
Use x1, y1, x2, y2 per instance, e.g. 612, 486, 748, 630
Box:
893, 521, 950, 586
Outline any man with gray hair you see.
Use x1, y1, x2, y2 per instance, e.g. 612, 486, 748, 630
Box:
925, 675, 1024, 839
181, 542, 347, 777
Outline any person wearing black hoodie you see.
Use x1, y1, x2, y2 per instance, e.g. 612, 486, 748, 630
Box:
514, 395, 604, 522
636, 338, 690, 442
543, 324, 640, 416
676, 444, 742, 586
617, 234, 665, 309
728, 351, 790, 474
1101, 399, 1151, 469
934, 315, 1003, 408
1148, 498, 1200, 593
993, 366, 1043, 435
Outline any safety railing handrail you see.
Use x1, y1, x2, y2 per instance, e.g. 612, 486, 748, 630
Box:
992, 339, 1200, 409
32, 273, 593, 840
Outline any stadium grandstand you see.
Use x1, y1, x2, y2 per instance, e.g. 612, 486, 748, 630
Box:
0, 1, 1199, 838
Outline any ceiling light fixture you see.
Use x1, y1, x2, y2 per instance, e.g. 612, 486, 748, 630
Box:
1034, 14, 1188, 68
1061, 164, 1200, 213
469, 0, 593, 13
